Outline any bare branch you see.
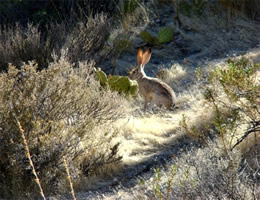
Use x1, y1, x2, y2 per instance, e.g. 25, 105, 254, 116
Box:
231, 120, 260, 151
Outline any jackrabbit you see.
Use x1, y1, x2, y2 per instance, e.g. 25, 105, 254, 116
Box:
128, 48, 176, 112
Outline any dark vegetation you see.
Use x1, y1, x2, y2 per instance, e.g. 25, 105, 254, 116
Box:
0, 3, 112, 71
0, 0, 259, 199
0, 0, 118, 26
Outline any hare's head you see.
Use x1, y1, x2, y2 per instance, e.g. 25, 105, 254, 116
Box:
128, 67, 139, 80
128, 48, 151, 80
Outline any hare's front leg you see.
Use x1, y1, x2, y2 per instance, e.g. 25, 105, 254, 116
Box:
143, 96, 152, 112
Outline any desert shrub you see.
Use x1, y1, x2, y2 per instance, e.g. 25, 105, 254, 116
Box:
117, 0, 150, 31
204, 58, 259, 150
138, 140, 259, 200
134, 58, 259, 199
0, 0, 119, 27
218, 0, 260, 20
0, 58, 127, 198
63, 13, 111, 65
179, 0, 207, 17
0, 13, 111, 72
0, 23, 51, 71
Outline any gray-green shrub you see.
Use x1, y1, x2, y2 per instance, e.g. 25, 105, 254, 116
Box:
204, 58, 260, 150
0, 58, 127, 198
63, 14, 110, 64
0, 13, 110, 72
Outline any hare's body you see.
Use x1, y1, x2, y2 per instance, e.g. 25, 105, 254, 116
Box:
138, 76, 176, 110
129, 48, 176, 112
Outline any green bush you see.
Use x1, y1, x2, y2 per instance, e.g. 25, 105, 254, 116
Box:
113, 36, 132, 53
204, 58, 260, 150
0, 59, 126, 198
140, 28, 174, 45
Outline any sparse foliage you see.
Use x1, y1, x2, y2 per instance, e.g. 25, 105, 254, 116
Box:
204, 58, 260, 150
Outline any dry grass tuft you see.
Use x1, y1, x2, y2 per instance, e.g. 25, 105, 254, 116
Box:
156, 63, 186, 83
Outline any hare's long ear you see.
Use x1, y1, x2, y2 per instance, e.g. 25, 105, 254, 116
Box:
142, 48, 151, 67
137, 49, 143, 69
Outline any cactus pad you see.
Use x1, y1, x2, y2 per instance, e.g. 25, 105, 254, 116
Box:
95, 69, 138, 97
128, 79, 138, 96
95, 69, 108, 87
108, 76, 138, 96
158, 27, 173, 44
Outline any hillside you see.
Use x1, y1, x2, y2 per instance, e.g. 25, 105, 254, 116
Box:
0, 1, 259, 199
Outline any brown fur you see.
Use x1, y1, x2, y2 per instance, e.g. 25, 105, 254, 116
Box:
128, 48, 176, 112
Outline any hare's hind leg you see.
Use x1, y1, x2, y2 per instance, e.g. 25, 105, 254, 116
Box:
143, 100, 148, 112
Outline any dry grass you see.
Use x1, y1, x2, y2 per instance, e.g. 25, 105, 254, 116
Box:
132, 139, 259, 200
77, 138, 259, 199
109, 63, 215, 167
156, 63, 187, 90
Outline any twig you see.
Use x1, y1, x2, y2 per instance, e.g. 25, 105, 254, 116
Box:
13, 113, 46, 200
63, 156, 77, 200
